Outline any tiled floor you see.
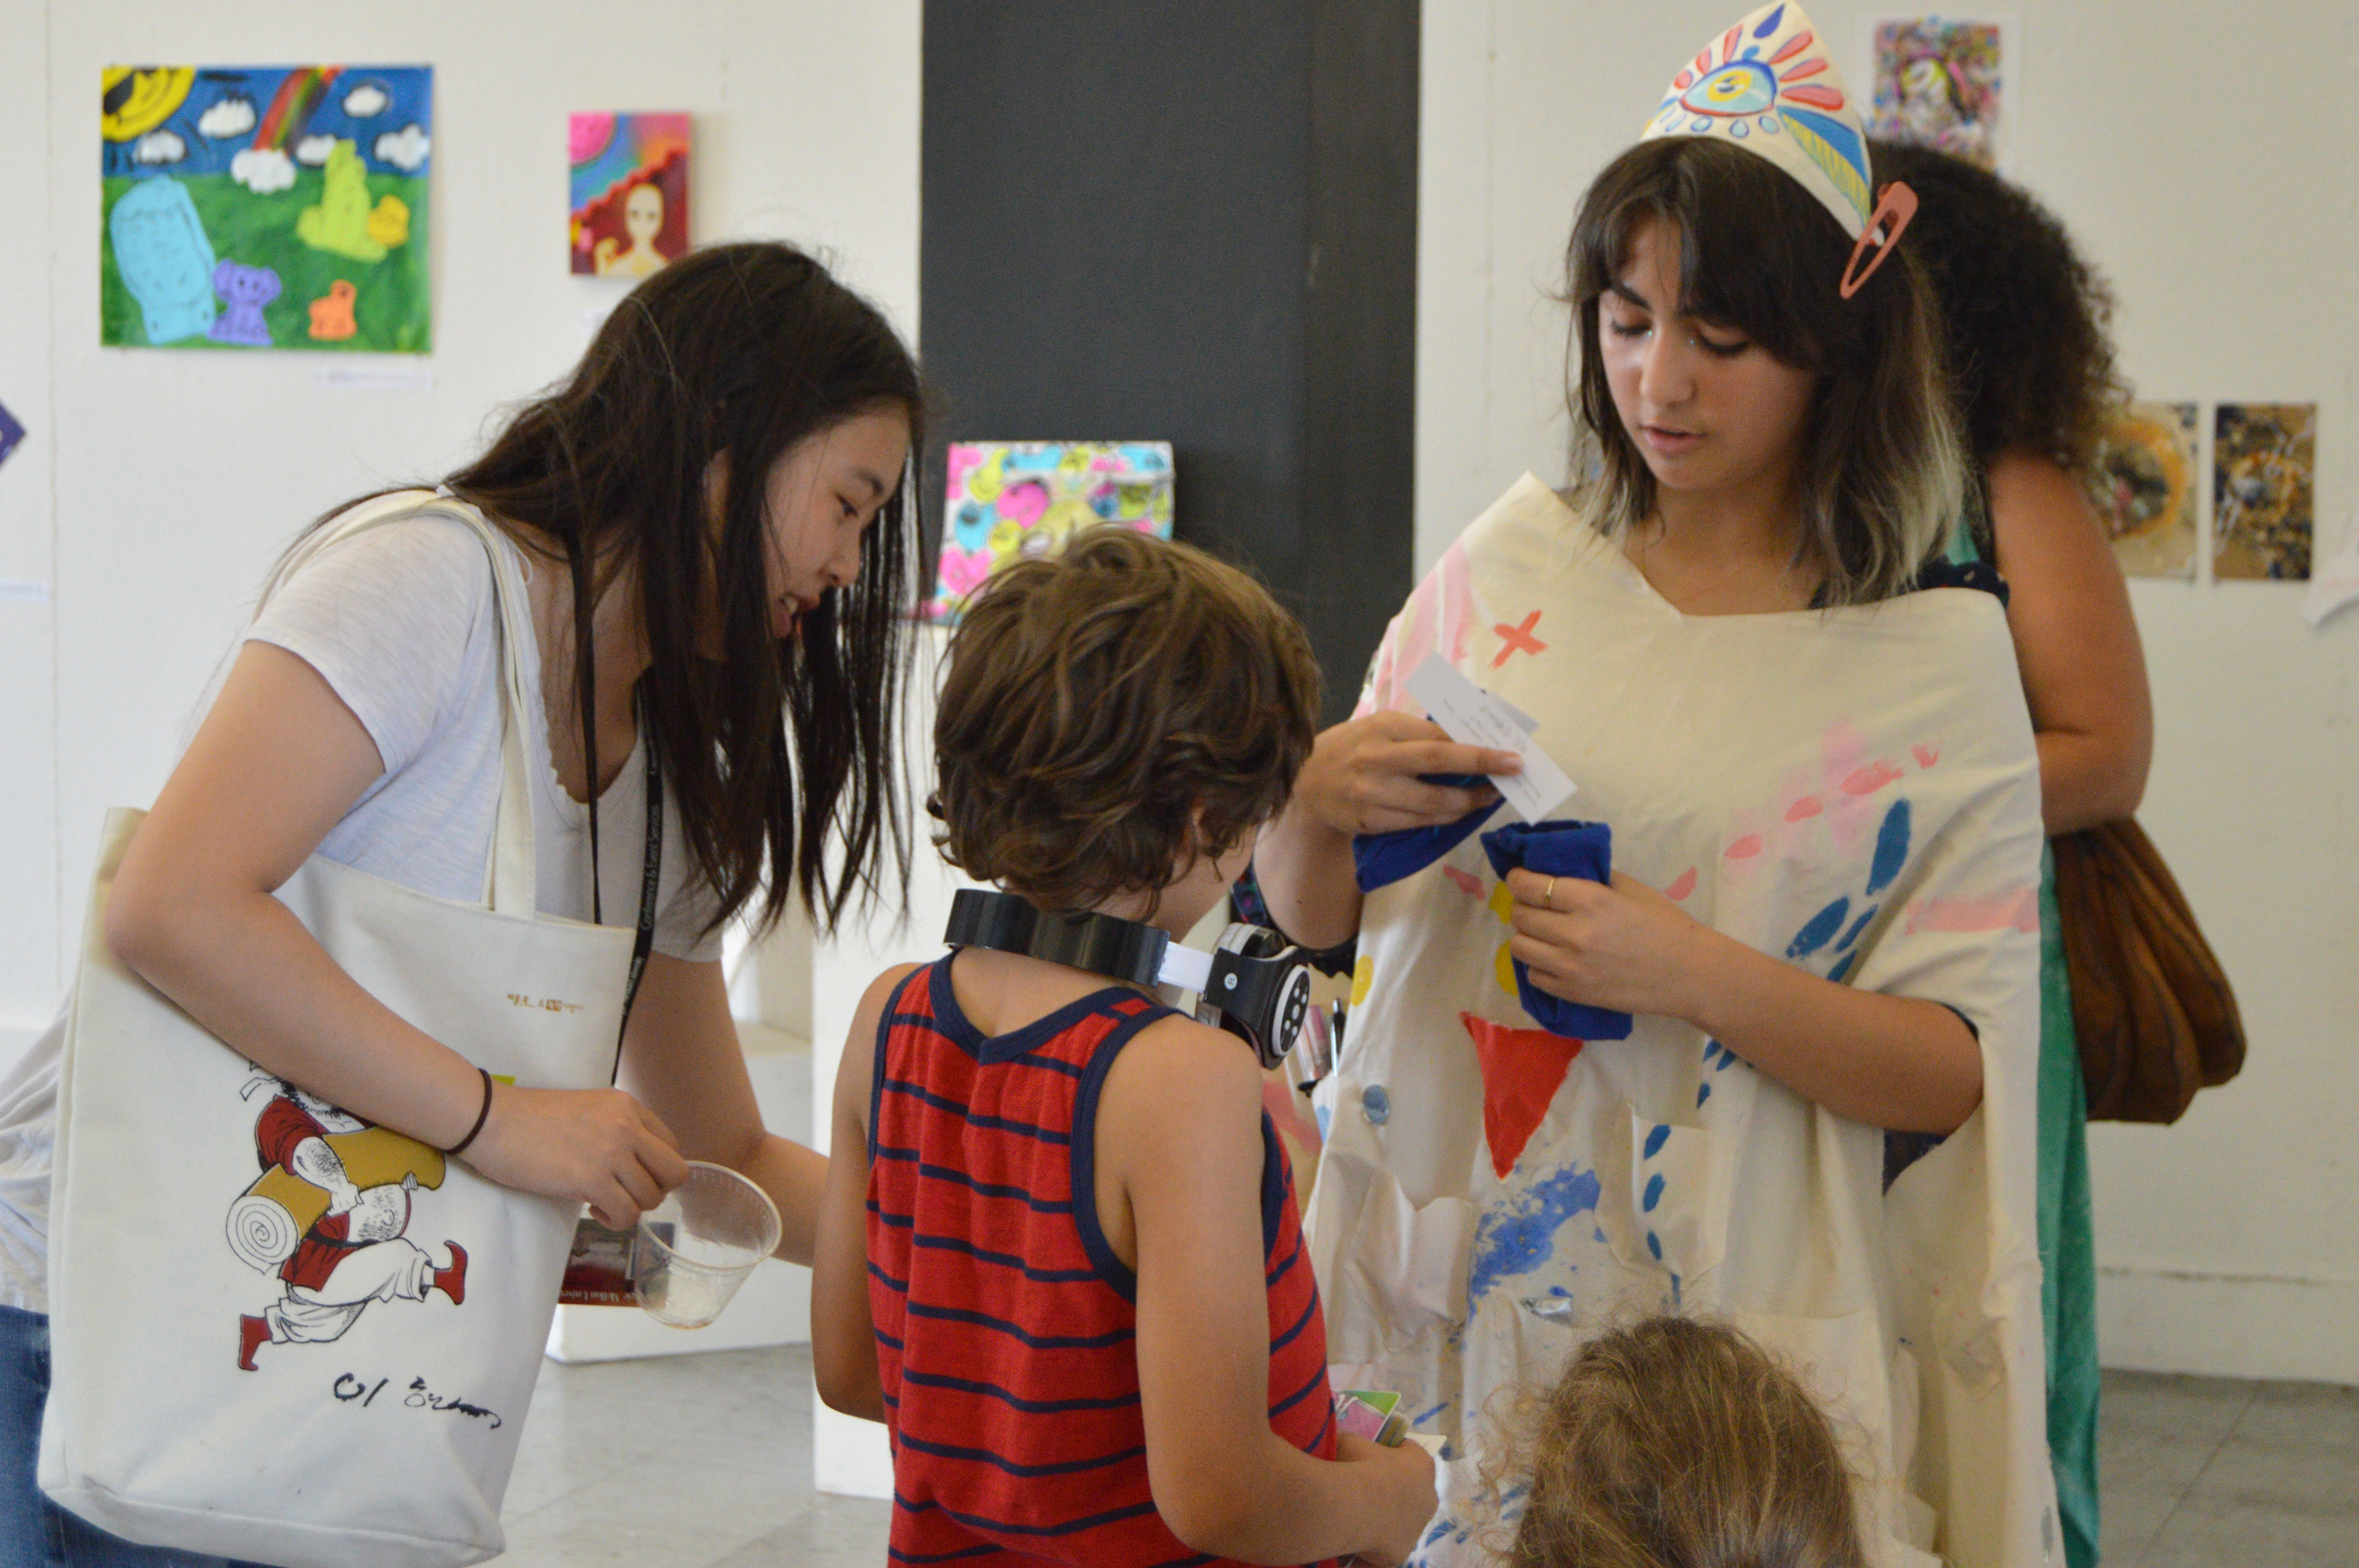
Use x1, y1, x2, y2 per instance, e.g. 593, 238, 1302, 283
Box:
2098, 1369, 2359, 1568
501, 1349, 2358, 1566
497, 1347, 888, 1567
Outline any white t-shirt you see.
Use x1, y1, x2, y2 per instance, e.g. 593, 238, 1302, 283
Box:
0, 498, 725, 1311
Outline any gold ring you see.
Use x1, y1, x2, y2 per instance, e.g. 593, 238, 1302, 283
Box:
1543, 875, 1558, 909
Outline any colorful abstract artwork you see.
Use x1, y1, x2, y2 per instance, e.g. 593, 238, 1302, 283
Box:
1643, 3, 1876, 240
569, 113, 690, 278
1864, 16, 2005, 170
928, 442, 1175, 623
2214, 403, 2317, 581
2089, 402, 2199, 580
101, 66, 431, 352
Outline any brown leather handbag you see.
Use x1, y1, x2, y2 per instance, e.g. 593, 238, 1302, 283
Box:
2050, 818, 2246, 1123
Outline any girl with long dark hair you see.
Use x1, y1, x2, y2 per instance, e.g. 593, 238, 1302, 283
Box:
0, 241, 920, 1565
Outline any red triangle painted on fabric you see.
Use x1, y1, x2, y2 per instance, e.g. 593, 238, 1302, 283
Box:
1460, 1012, 1584, 1180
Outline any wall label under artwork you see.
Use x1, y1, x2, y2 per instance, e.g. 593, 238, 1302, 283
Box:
570, 113, 690, 278
101, 65, 432, 352
930, 442, 1175, 623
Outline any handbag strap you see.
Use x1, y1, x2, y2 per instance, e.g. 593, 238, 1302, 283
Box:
257, 491, 541, 916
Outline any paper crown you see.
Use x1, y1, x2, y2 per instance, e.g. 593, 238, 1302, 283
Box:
1640, 2, 1915, 296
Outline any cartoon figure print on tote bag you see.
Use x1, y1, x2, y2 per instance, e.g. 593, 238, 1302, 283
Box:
40, 493, 641, 1568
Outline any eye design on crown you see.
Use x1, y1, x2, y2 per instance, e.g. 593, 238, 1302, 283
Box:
1680, 59, 1777, 117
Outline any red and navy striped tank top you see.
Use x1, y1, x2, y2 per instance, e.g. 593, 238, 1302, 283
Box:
867, 955, 1338, 1567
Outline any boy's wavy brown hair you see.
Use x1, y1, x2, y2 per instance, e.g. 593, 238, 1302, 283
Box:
1480, 1317, 1869, 1568
930, 528, 1322, 915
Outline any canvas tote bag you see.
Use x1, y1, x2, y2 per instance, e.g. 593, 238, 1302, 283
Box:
40, 494, 633, 1568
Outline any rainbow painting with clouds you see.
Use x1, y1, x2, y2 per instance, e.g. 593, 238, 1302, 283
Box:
101, 65, 431, 351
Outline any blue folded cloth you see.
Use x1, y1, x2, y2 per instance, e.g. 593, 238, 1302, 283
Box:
1350, 774, 1501, 893
1478, 819, 1635, 1041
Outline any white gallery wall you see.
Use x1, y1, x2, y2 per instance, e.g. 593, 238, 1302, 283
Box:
0, 0, 922, 1054
1417, 0, 2359, 1382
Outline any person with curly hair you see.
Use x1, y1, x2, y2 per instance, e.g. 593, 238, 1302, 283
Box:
1872, 138, 2156, 1568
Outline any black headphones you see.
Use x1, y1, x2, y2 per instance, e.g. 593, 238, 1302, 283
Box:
942, 889, 1333, 1083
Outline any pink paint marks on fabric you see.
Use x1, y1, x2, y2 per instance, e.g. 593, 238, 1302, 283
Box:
1785, 795, 1824, 822
1841, 759, 1904, 797
1724, 834, 1764, 860
1443, 866, 1484, 898
1491, 609, 1548, 668
1906, 887, 2039, 935
1913, 743, 1940, 769
1665, 867, 1698, 900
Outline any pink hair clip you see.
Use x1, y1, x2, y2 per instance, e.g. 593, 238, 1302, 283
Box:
1839, 180, 1919, 299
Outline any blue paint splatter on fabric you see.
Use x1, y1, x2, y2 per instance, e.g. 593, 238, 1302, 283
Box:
1467, 1163, 1603, 1308
1642, 1171, 1665, 1211
1411, 1401, 1449, 1426
1787, 896, 1850, 959
1697, 1080, 1712, 1107
1646, 1229, 1663, 1259
1828, 951, 1857, 984
1867, 798, 1911, 895
1836, 904, 1879, 953
1642, 1123, 1671, 1160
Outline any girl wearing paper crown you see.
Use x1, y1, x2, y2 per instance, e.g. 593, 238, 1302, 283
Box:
1250, 5, 2053, 1562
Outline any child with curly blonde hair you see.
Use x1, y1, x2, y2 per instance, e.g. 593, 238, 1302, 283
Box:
1486, 1318, 1867, 1568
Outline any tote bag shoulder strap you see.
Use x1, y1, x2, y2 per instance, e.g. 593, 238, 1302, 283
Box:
258, 491, 539, 916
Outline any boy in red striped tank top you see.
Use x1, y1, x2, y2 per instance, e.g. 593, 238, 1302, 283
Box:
812, 529, 1437, 1566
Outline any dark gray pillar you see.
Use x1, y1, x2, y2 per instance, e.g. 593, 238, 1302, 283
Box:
920, 0, 1419, 723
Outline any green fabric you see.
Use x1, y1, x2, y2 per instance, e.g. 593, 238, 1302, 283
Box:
1949, 524, 2101, 1563
2038, 852, 2102, 1568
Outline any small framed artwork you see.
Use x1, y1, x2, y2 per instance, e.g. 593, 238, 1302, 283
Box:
2088, 402, 2199, 580
1862, 15, 2011, 171
570, 113, 690, 278
2213, 403, 2317, 581
929, 442, 1175, 624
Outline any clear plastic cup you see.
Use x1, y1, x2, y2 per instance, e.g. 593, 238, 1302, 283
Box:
631, 1161, 782, 1329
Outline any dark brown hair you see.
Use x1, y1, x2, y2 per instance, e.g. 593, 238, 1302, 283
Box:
1867, 141, 2128, 484
1484, 1316, 1868, 1568
437, 241, 922, 935
930, 528, 1322, 915
1565, 136, 1966, 606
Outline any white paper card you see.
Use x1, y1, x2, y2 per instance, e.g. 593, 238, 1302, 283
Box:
2302, 519, 2359, 628
1402, 653, 1575, 823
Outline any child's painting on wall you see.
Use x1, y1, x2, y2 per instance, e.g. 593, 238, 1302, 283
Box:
928, 442, 1175, 624
570, 113, 690, 278
1863, 16, 2005, 170
2090, 401, 2199, 580
2214, 402, 2317, 581
100, 65, 432, 351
